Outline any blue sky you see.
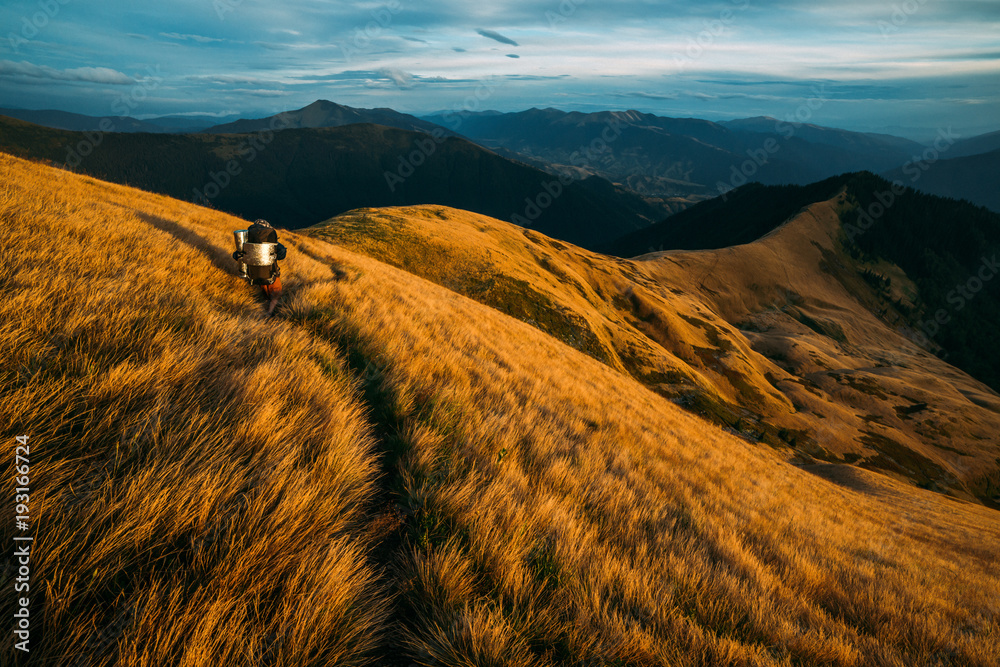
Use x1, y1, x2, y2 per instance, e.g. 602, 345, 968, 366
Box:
1, 0, 998, 139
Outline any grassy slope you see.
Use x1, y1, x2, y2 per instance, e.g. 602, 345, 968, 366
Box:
309, 200, 1000, 505
3, 153, 1000, 666
1, 157, 386, 665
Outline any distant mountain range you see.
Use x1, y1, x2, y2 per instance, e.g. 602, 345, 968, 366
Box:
4, 100, 997, 215
948, 129, 1000, 158
421, 108, 1000, 213
0, 100, 452, 137
0, 107, 241, 133
0, 114, 664, 248
883, 148, 1000, 213
420, 108, 924, 195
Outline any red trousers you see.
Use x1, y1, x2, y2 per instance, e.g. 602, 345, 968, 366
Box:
262, 275, 282, 301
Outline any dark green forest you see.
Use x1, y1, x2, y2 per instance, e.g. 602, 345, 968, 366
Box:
842, 172, 1000, 391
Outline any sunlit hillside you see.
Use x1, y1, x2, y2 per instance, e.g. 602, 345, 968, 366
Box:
3, 152, 1000, 666
310, 200, 1000, 506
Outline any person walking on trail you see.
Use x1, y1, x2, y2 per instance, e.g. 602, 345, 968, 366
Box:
235, 219, 287, 315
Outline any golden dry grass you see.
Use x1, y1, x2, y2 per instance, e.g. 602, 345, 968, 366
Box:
2, 153, 1000, 666
312, 202, 1000, 504
1, 157, 386, 666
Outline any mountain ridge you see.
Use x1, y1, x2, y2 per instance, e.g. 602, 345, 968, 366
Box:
202, 99, 455, 136
606, 172, 1000, 393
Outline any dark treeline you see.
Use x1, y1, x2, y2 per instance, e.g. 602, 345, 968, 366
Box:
843, 172, 1000, 390
601, 175, 849, 255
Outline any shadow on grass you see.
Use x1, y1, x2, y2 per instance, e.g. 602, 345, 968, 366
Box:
136, 212, 240, 278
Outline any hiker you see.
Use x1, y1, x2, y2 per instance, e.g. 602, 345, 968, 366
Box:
233, 219, 287, 314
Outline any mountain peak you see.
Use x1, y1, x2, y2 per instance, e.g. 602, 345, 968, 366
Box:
302, 99, 344, 110
726, 115, 779, 124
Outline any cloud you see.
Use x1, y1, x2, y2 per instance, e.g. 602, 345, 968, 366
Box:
223, 88, 288, 97
934, 50, 1000, 62
477, 29, 519, 46
376, 67, 415, 88
159, 32, 225, 44
253, 41, 291, 51
504, 74, 571, 80
506, 54, 520, 59
6, 0, 998, 136
403, 36, 429, 43
0, 60, 135, 85
612, 91, 678, 100
187, 75, 283, 86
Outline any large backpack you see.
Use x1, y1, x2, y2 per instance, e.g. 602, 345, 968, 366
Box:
247, 223, 278, 245
245, 223, 283, 285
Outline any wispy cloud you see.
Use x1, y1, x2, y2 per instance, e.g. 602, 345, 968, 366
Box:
253, 41, 290, 51
0, 60, 135, 85
187, 74, 284, 86
477, 29, 519, 46
159, 32, 225, 44
613, 91, 678, 100
222, 88, 288, 97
